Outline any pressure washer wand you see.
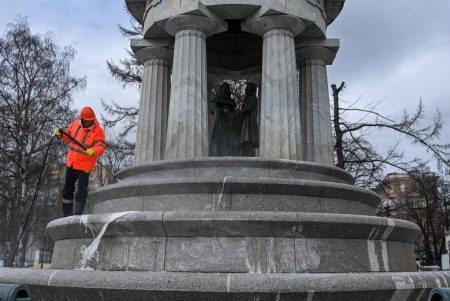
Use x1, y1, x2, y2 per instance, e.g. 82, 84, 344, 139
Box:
59, 130, 118, 181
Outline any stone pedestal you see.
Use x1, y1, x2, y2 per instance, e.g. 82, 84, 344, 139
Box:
297, 46, 337, 165
2, 158, 448, 300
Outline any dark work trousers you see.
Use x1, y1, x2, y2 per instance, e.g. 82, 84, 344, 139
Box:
62, 166, 90, 216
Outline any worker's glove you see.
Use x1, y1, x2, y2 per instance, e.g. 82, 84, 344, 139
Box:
55, 128, 63, 138
85, 148, 95, 156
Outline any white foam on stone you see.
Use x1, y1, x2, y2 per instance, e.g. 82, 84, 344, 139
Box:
244, 241, 262, 274
267, 238, 276, 273
373, 227, 381, 239
390, 275, 414, 301
275, 292, 281, 301
415, 288, 427, 301
47, 270, 59, 285
367, 240, 379, 272
80, 215, 95, 237
244, 239, 252, 273
437, 272, 449, 287
306, 240, 320, 270
382, 219, 395, 240
381, 241, 390, 271
368, 227, 376, 239
209, 193, 216, 211
256, 262, 262, 274
370, 219, 394, 272
435, 277, 442, 288
216, 176, 230, 210
77, 211, 134, 270
368, 227, 381, 240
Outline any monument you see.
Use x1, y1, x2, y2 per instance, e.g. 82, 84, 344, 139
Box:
1, 0, 450, 300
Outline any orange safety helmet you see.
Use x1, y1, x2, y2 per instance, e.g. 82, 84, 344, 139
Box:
80, 106, 96, 120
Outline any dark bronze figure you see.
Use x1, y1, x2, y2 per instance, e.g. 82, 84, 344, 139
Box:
209, 82, 239, 156
239, 82, 259, 156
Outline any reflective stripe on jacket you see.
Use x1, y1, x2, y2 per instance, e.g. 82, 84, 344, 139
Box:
61, 119, 106, 172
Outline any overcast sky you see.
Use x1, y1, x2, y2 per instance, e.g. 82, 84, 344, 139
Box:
327, 0, 450, 170
0, 0, 449, 171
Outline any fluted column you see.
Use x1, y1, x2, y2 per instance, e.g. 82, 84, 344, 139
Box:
132, 42, 173, 163
244, 15, 305, 160
135, 59, 170, 163
162, 15, 225, 160
297, 46, 337, 165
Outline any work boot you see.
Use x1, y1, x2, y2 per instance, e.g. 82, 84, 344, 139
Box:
62, 202, 73, 217
73, 202, 85, 215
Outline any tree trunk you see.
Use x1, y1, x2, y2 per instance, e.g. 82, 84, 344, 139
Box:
423, 237, 434, 265
331, 82, 345, 169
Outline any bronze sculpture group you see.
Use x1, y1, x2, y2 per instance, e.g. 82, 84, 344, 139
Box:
209, 82, 259, 157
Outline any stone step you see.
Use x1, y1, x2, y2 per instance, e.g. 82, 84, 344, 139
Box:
116, 157, 354, 184
89, 177, 379, 215
3, 268, 449, 301
47, 211, 419, 272
47, 211, 417, 242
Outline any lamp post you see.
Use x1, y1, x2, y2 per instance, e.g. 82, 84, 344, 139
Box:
383, 198, 395, 218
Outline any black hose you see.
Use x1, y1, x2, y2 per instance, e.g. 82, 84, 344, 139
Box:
12, 135, 57, 266
11, 128, 117, 265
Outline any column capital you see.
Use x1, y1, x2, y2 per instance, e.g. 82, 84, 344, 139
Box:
131, 38, 174, 65
163, 14, 226, 37
243, 15, 305, 37
296, 39, 340, 65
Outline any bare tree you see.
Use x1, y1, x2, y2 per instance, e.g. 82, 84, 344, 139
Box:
332, 82, 449, 188
103, 13, 143, 141
405, 167, 442, 264
106, 15, 143, 88
378, 166, 445, 264
0, 17, 84, 266
101, 100, 139, 140
333, 82, 449, 264
438, 168, 450, 232
98, 130, 134, 183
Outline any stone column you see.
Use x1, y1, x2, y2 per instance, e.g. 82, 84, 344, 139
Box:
297, 45, 337, 165
244, 15, 305, 160
132, 42, 173, 163
163, 15, 226, 160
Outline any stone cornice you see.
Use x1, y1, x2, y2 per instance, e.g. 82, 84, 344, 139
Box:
295, 38, 340, 65
130, 38, 174, 64
324, 0, 346, 25
242, 14, 306, 37
125, 0, 146, 24
162, 11, 227, 37
126, 0, 346, 28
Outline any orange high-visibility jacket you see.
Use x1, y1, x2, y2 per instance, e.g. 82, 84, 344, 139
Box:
61, 119, 106, 172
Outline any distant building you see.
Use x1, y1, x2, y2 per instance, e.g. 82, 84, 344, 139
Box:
377, 172, 441, 264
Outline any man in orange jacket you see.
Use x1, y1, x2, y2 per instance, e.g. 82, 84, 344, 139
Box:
55, 106, 106, 216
